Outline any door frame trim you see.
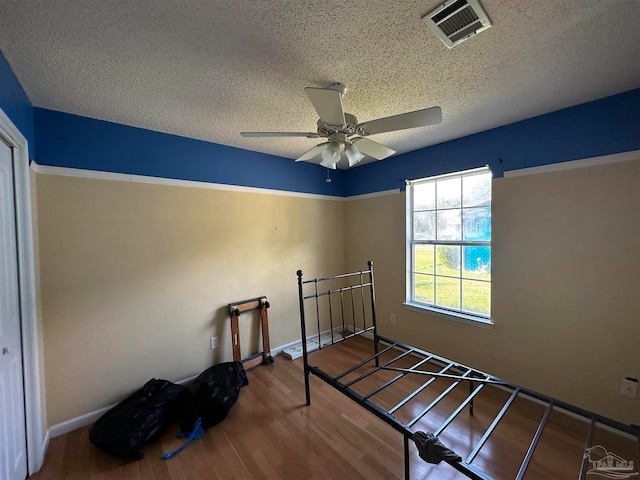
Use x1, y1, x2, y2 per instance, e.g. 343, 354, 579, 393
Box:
0, 107, 45, 473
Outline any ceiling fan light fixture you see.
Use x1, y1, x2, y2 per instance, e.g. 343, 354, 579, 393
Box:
320, 141, 341, 169
345, 143, 365, 167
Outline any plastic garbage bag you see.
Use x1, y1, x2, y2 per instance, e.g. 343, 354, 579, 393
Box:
414, 431, 462, 464
180, 361, 248, 431
89, 378, 187, 459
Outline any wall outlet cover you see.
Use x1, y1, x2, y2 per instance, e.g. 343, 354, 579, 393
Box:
620, 378, 638, 398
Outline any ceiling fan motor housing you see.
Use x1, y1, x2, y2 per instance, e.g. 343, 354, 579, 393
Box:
316, 112, 358, 137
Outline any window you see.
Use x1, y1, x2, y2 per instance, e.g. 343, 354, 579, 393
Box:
406, 167, 492, 321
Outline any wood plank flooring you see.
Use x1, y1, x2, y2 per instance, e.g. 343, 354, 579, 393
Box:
30, 337, 638, 479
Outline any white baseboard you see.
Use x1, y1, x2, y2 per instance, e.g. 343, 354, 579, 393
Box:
281, 327, 345, 360
48, 406, 112, 438
270, 338, 301, 357
47, 336, 303, 439
39, 429, 50, 466
48, 373, 200, 438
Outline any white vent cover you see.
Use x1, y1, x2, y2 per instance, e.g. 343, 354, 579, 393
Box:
422, 0, 492, 48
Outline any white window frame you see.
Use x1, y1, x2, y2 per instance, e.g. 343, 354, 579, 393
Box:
405, 166, 493, 328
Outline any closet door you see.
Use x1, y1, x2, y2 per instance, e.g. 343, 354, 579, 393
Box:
0, 138, 28, 480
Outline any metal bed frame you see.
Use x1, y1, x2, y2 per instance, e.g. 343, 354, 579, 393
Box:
296, 261, 639, 480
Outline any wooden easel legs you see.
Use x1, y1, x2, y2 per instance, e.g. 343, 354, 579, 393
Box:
228, 296, 274, 369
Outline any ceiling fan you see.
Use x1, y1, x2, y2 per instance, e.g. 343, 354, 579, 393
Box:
241, 83, 442, 169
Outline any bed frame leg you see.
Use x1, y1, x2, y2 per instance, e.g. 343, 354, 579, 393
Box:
404, 435, 410, 480
367, 260, 380, 367
469, 381, 474, 415
304, 370, 311, 406
298, 269, 312, 406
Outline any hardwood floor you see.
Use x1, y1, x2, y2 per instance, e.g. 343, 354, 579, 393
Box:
30, 337, 638, 479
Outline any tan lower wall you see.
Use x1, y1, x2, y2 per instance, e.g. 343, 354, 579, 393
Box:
35, 158, 640, 427
345, 159, 640, 425
36, 174, 345, 425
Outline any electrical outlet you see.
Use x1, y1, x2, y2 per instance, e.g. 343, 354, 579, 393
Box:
210, 336, 218, 350
390, 314, 396, 324
620, 377, 638, 398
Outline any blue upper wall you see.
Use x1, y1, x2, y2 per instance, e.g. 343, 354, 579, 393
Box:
34, 108, 346, 196
35, 88, 640, 197
345, 88, 640, 196
0, 51, 35, 153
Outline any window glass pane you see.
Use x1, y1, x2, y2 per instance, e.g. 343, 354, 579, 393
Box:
413, 274, 434, 304
437, 210, 461, 240
407, 167, 491, 319
462, 206, 491, 241
436, 276, 460, 310
435, 245, 460, 277
437, 177, 461, 209
462, 246, 491, 280
414, 211, 436, 240
413, 181, 435, 210
462, 279, 490, 316
463, 172, 492, 207
414, 244, 434, 274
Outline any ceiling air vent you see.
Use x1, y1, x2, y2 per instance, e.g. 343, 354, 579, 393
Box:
422, 0, 492, 48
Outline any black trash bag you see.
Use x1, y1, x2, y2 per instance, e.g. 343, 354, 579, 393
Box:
180, 361, 248, 432
414, 431, 462, 464
89, 378, 187, 459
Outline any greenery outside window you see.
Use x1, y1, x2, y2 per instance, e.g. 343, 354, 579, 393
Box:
406, 167, 492, 322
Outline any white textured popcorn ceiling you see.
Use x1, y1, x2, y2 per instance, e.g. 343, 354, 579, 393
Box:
0, 0, 639, 167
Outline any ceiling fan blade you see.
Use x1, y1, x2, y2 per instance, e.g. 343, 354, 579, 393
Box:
351, 137, 396, 160
358, 107, 442, 136
295, 143, 329, 162
241, 131, 319, 138
305, 87, 346, 126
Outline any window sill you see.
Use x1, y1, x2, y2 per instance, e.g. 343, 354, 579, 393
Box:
403, 302, 494, 329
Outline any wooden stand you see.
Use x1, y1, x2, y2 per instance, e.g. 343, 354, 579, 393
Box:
228, 296, 274, 370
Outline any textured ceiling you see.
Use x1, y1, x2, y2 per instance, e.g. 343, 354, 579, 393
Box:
1, 0, 639, 169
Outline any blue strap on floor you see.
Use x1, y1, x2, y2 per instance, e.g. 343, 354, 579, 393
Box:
162, 418, 204, 459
